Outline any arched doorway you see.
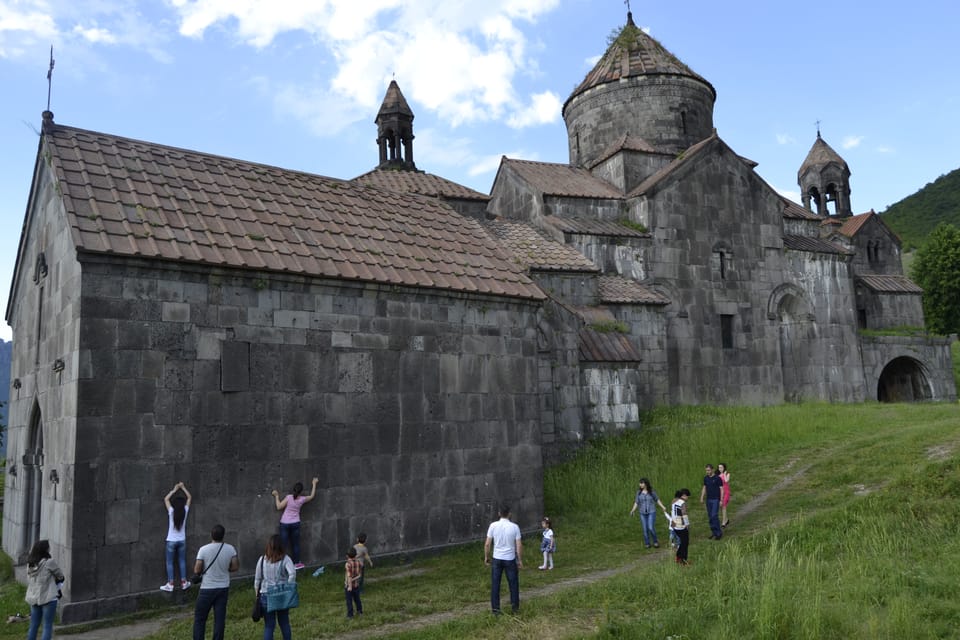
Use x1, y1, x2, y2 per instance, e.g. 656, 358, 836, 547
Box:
770, 284, 815, 403
877, 357, 932, 402
21, 402, 44, 557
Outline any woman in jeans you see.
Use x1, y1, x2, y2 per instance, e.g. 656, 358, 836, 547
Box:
25, 539, 65, 640
161, 481, 192, 591
628, 478, 667, 548
254, 534, 297, 639
271, 478, 318, 569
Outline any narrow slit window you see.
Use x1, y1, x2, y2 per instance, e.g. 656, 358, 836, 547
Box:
720, 314, 734, 349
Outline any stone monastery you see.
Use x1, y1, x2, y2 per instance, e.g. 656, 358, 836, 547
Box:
3, 12, 955, 621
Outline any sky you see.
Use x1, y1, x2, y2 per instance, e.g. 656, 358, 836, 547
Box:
1, 0, 959, 342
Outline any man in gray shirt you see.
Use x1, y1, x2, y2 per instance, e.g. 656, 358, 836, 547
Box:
192, 524, 238, 640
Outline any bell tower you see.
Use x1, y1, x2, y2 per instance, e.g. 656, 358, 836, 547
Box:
376, 80, 416, 170
798, 131, 852, 217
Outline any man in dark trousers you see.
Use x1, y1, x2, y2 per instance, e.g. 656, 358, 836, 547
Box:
192, 524, 239, 640
483, 504, 523, 615
700, 464, 725, 540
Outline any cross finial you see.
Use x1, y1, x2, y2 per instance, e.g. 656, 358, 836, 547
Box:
815, 119, 821, 138
624, 0, 631, 12
46, 45, 55, 112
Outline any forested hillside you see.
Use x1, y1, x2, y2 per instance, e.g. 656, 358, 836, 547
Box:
881, 167, 960, 250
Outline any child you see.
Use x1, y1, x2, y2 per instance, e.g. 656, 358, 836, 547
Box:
353, 533, 373, 592
538, 517, 555, 570
344, 547, 363, 618
671, 489, 691, 565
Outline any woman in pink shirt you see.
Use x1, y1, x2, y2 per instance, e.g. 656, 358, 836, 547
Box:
271, 477, 318, 569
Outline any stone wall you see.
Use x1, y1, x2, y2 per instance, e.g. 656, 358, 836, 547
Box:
4, 158, 82, 580
856, 289, 925, 330
860, 335, 957, 402
11, 253, 545, 622
564, 75, 715, 166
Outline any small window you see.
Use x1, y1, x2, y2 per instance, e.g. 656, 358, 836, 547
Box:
680, 111, 688, 134
857, 309, 867, 329
720, 314, 734, 349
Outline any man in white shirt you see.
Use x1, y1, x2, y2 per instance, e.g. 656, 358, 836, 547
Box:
483, 504, 523, 614
192, 524, 239, 640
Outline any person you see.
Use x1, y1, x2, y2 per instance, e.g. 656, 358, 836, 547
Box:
192, 524, 239, 640
25, 540, 65, 640
670, 489, 691, 565
271, 477, 318, 569
628, 478, 667, 549
344, 547, 363, 619
537, 517, 555, 570
483, 503, 522, 615
353, 533, 373, 592
718, 462, 731, 528
161, 481, 192, 591
254, 534, 296, 640
699, 463, 724, 539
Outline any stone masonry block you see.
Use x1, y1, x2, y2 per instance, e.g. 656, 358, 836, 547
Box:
105, 499, 141, 544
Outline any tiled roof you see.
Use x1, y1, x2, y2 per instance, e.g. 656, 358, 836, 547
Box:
598, 275, 671, 304
589, 133, 662, 168
629, 133, 718, 197
482, 219, 599, 272
856, 275, 922, 294
579, 328, 643, 362
566, 15, 714, 109
781, 198, 822, 221
500, 158, 624, 199
42, 120, 543, 300
798, 134, 849, 176
837, 212, 873, 237
352, 168, 489, 201
783, 235, 852, 255
546, 216, 650, 238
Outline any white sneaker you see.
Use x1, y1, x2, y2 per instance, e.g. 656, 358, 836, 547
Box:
181, 580, 191, 590
160, 582, 174, 592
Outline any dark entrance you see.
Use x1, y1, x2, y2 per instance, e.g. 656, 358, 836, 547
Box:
877, 357, 931, 402
21, 402, 44, 559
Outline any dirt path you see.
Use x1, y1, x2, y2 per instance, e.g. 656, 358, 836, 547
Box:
60, 462, 810, 639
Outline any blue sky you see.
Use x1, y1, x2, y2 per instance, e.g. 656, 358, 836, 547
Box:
1, 0, 958, 341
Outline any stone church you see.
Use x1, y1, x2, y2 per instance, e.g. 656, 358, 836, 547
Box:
3, 12, 955, 622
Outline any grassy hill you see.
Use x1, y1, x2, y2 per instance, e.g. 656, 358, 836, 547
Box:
3, 401, 940, 640
881, 166, 960, 251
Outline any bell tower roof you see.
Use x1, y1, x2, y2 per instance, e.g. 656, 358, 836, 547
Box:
565, 12, 715, 111
798, 133, 849, 178
377, 80, 414, 120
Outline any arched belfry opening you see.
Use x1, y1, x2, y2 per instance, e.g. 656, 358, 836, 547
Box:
877, 357, 932, 402
376, 80, 416, 170
21, 401, 44, 558
798, 132, 852, 217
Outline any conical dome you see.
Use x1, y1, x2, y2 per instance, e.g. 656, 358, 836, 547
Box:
562, 13, 716, 166
798, 134, 849, 178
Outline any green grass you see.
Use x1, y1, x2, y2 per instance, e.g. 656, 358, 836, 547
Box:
2, 402, 960, 638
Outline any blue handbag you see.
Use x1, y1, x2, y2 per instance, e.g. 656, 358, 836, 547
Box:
265, 561, 299, 612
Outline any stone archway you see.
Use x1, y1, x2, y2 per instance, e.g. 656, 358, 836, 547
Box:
22, 402, 44, 557
877, 357, 932, 402
769, 284, 815, 402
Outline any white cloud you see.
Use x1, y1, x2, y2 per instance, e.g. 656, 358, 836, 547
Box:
875, 145, 894, 154
0, 1, 58, 58
169, 1, 564, 129
585, 54, 601, 66
841, 135, 863, 149
506, 90, 560, 128
72, 23, 116, 44
776, 133, 795, 145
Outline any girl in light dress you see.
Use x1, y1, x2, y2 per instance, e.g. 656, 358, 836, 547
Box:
538, 517, 555, 570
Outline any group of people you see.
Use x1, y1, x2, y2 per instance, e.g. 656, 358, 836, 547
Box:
155, 477, 372, 640
629, 463, 731, 566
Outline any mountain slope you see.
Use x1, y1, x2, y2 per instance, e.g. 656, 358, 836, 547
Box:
881, 167, 960, 250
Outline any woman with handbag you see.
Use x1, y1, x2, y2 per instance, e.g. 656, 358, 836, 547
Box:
254, 534, 297, 640
25, 539, 65, 640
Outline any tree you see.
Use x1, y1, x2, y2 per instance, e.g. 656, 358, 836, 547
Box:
911, 222, 960, 335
